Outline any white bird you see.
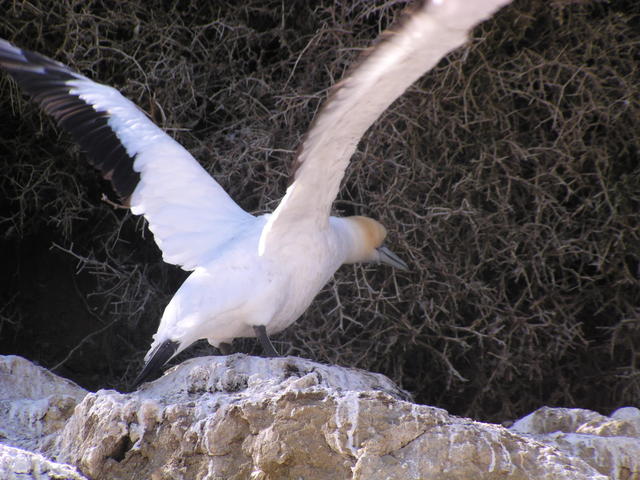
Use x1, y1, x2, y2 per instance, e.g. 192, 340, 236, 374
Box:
0, 0, 510, 386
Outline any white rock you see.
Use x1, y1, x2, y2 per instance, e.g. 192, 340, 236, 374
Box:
0, 443, 87, 480
0, 355, 87, 453
510, 405, 640, 479
2, 354, 636, 480
53, 355, 607, 480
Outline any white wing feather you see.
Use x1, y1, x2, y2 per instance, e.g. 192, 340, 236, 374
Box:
62, 77, 254, 270
262, 0, 511, 250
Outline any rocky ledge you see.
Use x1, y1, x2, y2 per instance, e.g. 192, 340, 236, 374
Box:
0, 354, 638, 479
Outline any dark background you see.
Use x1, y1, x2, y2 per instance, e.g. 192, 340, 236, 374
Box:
1, 0, 638, 422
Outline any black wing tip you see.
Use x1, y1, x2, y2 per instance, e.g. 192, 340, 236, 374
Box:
0, 38, 141, 203
0, 37, 75, 79
131, 340, 180, 389
0, 38, 21, 60
0, 38, 29, 66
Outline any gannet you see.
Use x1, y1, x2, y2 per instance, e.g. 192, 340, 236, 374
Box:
0, 0, 511, 386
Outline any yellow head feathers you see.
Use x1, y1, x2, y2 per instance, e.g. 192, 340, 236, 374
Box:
342, 216, 388, 263
349, 216, 387, 249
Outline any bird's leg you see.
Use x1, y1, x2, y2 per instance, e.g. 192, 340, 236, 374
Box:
218, 342, 233, 355
253, 325, 279, 357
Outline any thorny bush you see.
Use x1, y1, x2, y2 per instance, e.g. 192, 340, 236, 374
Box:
0, 0, 638, 421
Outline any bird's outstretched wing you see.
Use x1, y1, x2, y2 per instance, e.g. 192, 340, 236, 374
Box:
261, 0, 511, 248
0, 39, 253, 270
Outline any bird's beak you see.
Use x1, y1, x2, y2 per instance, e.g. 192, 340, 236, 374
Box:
376, 245, 409, 271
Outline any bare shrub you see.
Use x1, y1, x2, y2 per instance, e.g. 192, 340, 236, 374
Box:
0, 0, 638, 421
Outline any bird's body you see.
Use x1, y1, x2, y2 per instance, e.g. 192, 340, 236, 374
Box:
153, 214, 358, 352
0, 0, 511, 385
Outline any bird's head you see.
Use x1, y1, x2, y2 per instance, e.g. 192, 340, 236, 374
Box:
344, 216, 408, 270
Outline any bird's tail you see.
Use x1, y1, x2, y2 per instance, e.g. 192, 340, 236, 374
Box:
132, 340, 179, 388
